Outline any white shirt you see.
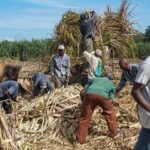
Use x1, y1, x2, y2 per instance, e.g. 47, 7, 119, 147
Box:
83, 51, 102, 80
135, 56, 150, 129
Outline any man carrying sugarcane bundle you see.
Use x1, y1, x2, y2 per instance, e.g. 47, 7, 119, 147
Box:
76, 73, 120, 144
32, 72, 54, 96
49, 45, 70, 88
83, 49, 102, 83
79, 9, 97, 53
0, 80, 20, 114
116, 57, 150, 150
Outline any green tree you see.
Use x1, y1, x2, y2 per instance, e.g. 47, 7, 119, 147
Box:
145, 26, 150, 41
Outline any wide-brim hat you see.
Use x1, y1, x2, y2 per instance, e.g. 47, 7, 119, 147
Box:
18, 78, 32, 93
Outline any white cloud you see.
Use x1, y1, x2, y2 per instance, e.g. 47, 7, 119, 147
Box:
21, 0, 80, 9
0, 15, 58, 29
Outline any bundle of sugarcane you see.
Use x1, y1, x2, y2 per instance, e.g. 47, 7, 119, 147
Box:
50, 11, 82, 58
50, 0, 137, 60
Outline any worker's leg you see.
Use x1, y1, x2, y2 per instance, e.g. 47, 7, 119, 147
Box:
96, 96, 118, 137
85, 38, 94, 53
54, 76, 62, 88
76, 94, 96, 144
134, 127, 150, 150
62, 76, 68, 88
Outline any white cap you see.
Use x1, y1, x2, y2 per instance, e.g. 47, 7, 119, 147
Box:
58, 45, 65, 50
95, 49, 102, 57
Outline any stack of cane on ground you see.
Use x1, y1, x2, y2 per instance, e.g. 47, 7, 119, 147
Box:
0, 59, 140, 150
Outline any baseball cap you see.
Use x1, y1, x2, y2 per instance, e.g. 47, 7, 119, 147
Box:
58, 45, 65, 50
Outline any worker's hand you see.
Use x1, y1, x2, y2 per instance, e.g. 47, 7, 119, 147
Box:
65, 76, 69, 84
64, 76, 69, 88
51, 75, 55, 82
4, 91, 10, 97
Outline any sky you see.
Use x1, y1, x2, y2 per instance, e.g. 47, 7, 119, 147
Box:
0, 0, 150, 41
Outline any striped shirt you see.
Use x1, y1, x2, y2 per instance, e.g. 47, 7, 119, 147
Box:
50, 53, 70, 78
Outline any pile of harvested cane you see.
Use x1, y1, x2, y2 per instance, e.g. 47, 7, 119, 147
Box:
0, 83, 140, 150
0, 58, 140, 150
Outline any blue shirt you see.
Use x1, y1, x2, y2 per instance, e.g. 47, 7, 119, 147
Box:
50, 53, 70, 78
0, 80, 19, 101
32, 72, 54, 96
80, 12, 97, 39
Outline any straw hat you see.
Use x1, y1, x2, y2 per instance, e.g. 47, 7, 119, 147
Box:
18, 78, 32, 93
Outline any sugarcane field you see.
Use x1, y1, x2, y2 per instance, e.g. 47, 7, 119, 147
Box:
0, 0, 150, 150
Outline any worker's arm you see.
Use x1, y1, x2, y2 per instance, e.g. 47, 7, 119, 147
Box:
131, 63, 150, 112
131, 83, 150, 112
7, 83, 19, 101
83, 51, 92, 63
49, 55, 55, 77
66, 56, 71, 77
115, 72, 127, 95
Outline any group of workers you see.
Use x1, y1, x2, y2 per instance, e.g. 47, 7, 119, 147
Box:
0, 9, 149, 150
78, 10, 150, 149
76, 56, 150, 150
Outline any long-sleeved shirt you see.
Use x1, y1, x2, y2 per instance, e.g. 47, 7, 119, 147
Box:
50, 53, 70, 78
85, 77, 115, 100
116, 64, 139, 91
0, 80, 19, 101
80, 12, 97, 39
83, 51, 102, 80
32, 72, 54, 96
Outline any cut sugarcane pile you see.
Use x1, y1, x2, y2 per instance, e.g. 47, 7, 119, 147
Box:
0, 82, 140, 150
0, 58, 141, 150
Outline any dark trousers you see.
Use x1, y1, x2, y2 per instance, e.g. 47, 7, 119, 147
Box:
0, 99, 12, 114
76, 93, 118, 144
134, 127, 150, 150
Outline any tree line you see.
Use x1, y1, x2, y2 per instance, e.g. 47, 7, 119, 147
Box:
0, 25, 150, 61
0, 39, 52, 61
135, 25, 150, 59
